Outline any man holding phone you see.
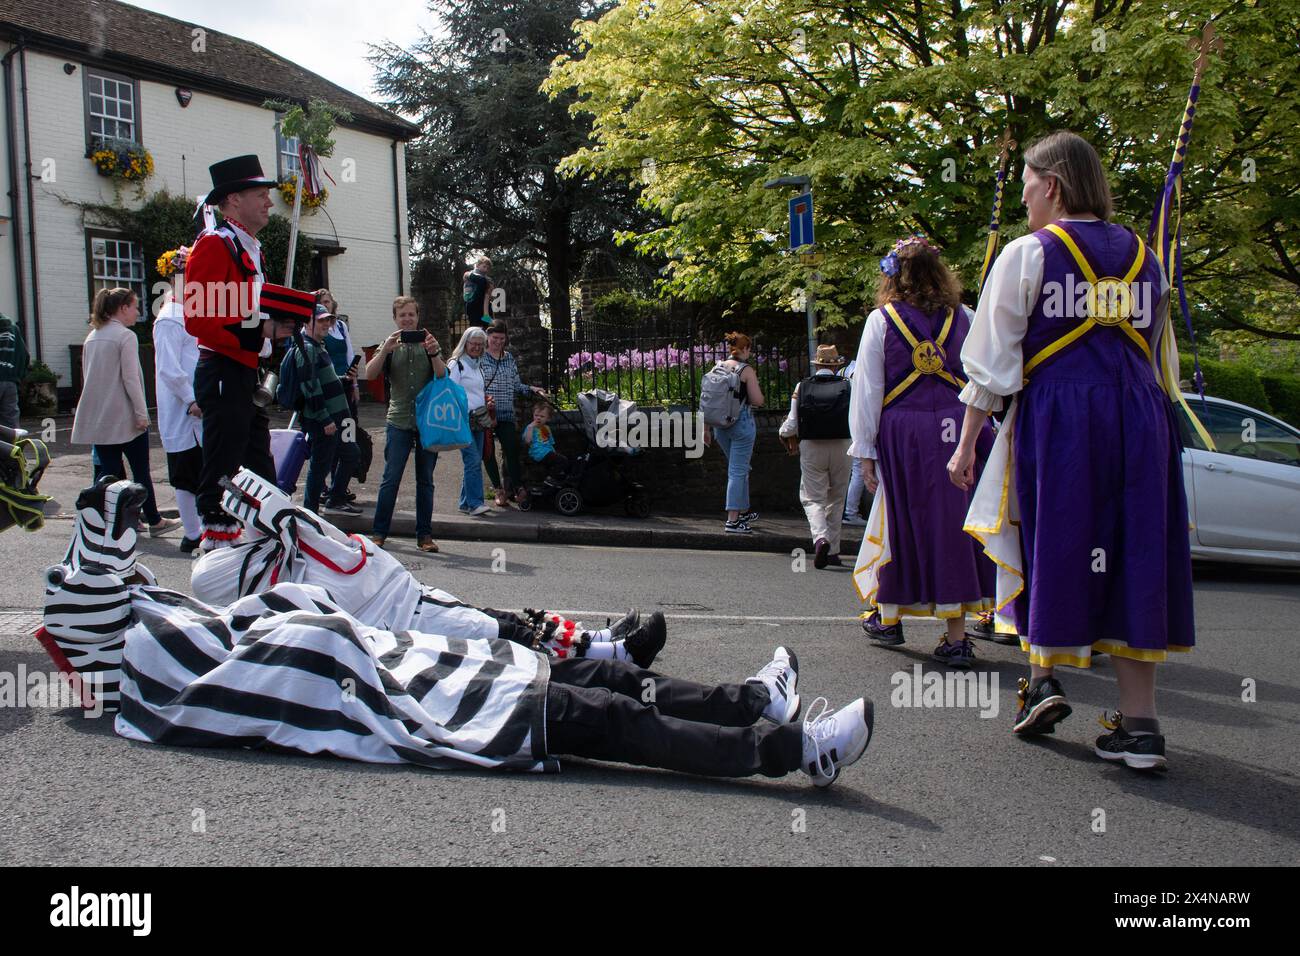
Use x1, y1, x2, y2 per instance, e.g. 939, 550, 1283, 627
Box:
364, 296, 446, 552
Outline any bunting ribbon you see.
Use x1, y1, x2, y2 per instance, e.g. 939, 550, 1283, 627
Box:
1146, 23, 1221, 451
297, 144, 336, 200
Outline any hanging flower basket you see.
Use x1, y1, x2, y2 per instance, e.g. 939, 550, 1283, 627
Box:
90, 139, 155, 182
277, 175, 327, 211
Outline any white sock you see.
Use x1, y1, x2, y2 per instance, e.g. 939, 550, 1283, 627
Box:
587, 627, 614, 643
175, 490, 201, 540
581, 641, 631, 661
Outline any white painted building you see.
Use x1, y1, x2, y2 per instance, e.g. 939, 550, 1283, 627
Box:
1, 0, 418, 397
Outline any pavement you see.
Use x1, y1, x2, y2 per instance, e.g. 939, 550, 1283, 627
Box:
15, 407, 863, 556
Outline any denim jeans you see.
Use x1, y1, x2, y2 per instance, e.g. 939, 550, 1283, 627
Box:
712, 407, 755, 512
372, 424, 436, 537
459, 430, 485, 510
93, 430, 163, 525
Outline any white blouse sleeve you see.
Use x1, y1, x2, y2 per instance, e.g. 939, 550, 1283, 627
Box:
848, 309, 887, 459
959, 234, 1042, 412
778, 384, 799, 439
153, 321, 195, 407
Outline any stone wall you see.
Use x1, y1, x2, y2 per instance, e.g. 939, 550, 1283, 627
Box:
542, 407, 808, 515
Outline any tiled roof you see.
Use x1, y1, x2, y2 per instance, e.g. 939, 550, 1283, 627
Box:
0, 0, 419, 139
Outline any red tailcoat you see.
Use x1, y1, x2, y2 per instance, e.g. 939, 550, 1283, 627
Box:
183, 226, 264, 368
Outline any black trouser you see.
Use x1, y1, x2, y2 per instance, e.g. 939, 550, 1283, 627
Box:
545, 657, 803, 778
93, 431, 162, 525
195, 353, 275, 524
327, 390, 359, 497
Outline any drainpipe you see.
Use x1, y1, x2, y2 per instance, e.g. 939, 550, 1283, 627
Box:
2, 41, 29, 348
18, 42, 41, 362
391, 139, 404, 294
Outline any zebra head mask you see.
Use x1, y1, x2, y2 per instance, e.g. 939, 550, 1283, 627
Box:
40, 477, 159, 711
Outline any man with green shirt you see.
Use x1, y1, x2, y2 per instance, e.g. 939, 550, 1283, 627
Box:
0, 312, 30, 431
294, 305, 361, 516
363, 295, 445, 552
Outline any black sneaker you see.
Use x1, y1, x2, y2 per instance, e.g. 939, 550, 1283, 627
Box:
1012, 676, 1072, 735
739, 510, 759, 524
724, 519, 752, 534
605, 609, 641, 642
179, 535, 201, 555
966, 611, 1019, 645
861, 609, 904, 645
322, 501, 363, 516
933, 637, 976, 669
622, 611, 667, 668
1095, 712, 1168, 771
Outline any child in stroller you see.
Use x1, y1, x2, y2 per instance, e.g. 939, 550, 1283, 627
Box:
517, 389, 651, 518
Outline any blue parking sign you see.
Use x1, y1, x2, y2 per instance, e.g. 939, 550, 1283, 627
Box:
789, 192, 814, 249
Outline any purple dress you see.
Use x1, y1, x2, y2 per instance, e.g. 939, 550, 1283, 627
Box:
872, 301, 995, 618
1011, 221, 1195, 658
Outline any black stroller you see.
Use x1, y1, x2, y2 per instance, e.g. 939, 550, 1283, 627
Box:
517, 389, 651, 518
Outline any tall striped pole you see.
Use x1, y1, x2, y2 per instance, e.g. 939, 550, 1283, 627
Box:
978, 130, 1016, 295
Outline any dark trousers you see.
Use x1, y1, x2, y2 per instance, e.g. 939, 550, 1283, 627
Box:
484, 419, 523, 494
304, 421, 359, 513
327, 390, 359, 497
545, 657, 803, 778
93, 430, 162, 525
194, 354, 274, 523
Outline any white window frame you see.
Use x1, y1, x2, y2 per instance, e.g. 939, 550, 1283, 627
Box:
276, 114, 301, 179
86, 70, 138, 146
88, 232, 147, 309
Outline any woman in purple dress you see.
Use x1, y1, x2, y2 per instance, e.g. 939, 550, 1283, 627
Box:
949, 131, 1195, 771
851, 237, 996, 668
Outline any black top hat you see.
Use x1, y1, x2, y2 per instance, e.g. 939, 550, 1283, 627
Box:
204, 154, 277, 206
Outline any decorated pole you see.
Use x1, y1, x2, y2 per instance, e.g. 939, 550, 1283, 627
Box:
284, 165, 305, 286
1147, 22, 1222, 450
978, 129, 1016, 296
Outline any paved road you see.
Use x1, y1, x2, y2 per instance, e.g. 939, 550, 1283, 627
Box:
1, 523, 1297, 865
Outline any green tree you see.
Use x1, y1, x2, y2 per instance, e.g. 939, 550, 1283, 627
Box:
370, 0, 660, 333
546, 0, 1300, 338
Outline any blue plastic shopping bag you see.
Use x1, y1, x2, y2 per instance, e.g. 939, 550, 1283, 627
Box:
415, 373, 472, 452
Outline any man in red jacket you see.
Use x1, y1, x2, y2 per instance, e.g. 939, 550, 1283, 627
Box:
185, 155, 297, 550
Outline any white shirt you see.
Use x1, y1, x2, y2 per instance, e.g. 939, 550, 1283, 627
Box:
449, 354, 486, 409
958, 219, 1170, 412
849, 304, 975, 459
153, 301, 202, 452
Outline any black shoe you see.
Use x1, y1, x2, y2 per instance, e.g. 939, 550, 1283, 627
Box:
1013, 676, 1072, 735
179, 536, 201, 555
1095, 713, 1168, 771
813, 538, 830, 569
606, 610, 640, 642
739, 510, 759, 524
622, 611, 667, 668
861, 610, 904, 645
966, 611, 1019, 645
724, 519, 752, 534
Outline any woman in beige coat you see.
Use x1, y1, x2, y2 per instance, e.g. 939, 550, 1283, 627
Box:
70, 287, 179, 536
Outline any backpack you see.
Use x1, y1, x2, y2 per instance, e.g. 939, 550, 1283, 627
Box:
796, 375, 851, 440
276, 340, 317, 412
700, 360, 747, 427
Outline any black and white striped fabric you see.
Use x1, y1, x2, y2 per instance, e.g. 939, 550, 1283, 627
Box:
41, 477, 159, 709
116, 582, 553, 771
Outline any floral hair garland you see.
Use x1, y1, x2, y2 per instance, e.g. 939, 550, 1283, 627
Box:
156, 245, 191, 278
879, 234, 941, 276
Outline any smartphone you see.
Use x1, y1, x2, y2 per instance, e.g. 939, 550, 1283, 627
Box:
400, 329, 425, 344
348, 355, 362, 370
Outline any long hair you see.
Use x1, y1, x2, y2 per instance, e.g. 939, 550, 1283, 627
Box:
1022, 131, 1113, 220
874, 242, 963, 314
89, 287, 137, 328
450, 326, 488, 363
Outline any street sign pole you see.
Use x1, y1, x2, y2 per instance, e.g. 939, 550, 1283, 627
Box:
787, 190, 817, 363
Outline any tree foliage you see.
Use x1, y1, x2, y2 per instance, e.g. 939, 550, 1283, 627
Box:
546, 0, 1300, 337
370, 0, 661, 333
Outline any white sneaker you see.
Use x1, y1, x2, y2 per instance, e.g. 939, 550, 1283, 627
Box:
842, 514, 867, 527
802, 697, 873, 788
467, 504, 491, 516
748, 646, 800, 723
